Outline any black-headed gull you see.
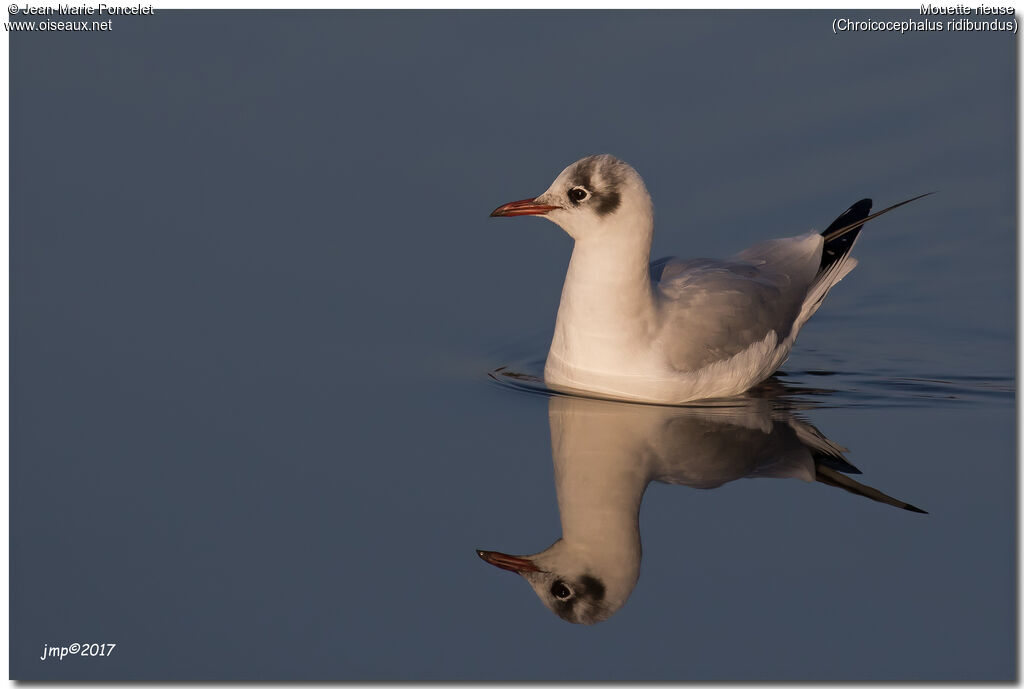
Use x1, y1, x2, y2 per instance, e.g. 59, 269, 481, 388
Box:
491, 155, 927, 404
477, 392, 925, 624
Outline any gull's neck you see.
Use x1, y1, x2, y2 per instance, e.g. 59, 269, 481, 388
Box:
553, 442, 648, 552
549, 207, 658, 373
548, 401, 658, 569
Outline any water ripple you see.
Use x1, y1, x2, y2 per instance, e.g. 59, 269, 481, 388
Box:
489, 358, 1013, 410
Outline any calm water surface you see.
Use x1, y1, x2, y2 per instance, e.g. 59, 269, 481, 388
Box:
11, 10, 1014, 681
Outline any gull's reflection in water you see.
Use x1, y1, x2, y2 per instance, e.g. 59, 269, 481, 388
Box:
478, 392, 925, 625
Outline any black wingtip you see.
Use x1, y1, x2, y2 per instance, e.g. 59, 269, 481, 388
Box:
812, 451, 862, 475
817, 192, 934, 275
822, 192, 934, 244
820, 198, 873, 273
815, 466, 928, 515
822, 199, 873, 237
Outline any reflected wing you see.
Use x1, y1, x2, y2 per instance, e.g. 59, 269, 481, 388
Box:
815, 466, 928, 514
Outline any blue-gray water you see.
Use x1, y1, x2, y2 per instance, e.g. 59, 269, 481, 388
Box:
10, 10, 1014, 680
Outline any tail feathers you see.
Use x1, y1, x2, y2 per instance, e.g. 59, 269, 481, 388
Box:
798, 253, 858, 327
815, 465, 928, 514
800, 192, 933, 325
811, 450, 861, 476
822, 192, 934, 245
790, 198, 872, 327
792, 422, 860, 474
820, 198, 872, 273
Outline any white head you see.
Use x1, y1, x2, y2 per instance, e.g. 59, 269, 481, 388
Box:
490, 154, 653, 241
477, 538, 640, 625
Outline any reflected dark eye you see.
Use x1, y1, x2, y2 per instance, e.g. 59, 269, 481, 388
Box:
568, 187, 589, 203
551, 581, 573, 600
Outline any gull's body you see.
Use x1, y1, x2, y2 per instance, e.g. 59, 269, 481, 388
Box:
547, 227, 830, 403
491, 155, 923, 404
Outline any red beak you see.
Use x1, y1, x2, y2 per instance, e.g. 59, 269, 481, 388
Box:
490, 197, 560, 217
477, 549, 541, 573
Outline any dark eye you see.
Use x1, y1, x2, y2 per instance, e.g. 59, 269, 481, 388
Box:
568, 187, 589, 203
550, 581, 573, 600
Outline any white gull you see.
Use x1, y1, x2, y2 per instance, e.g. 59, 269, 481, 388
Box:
491, 154, 927, 404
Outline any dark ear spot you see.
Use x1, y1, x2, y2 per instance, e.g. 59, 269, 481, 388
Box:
551, 602, 578, 623
594, 191, 621, 216
578, 574, 606, 601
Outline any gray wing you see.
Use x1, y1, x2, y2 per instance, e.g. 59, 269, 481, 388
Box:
652, 235, 822, 371
652, 259, 794, 370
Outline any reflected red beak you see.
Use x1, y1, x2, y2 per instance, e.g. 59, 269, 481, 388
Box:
476, 549, 540, 573
489, 197, 560, 217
